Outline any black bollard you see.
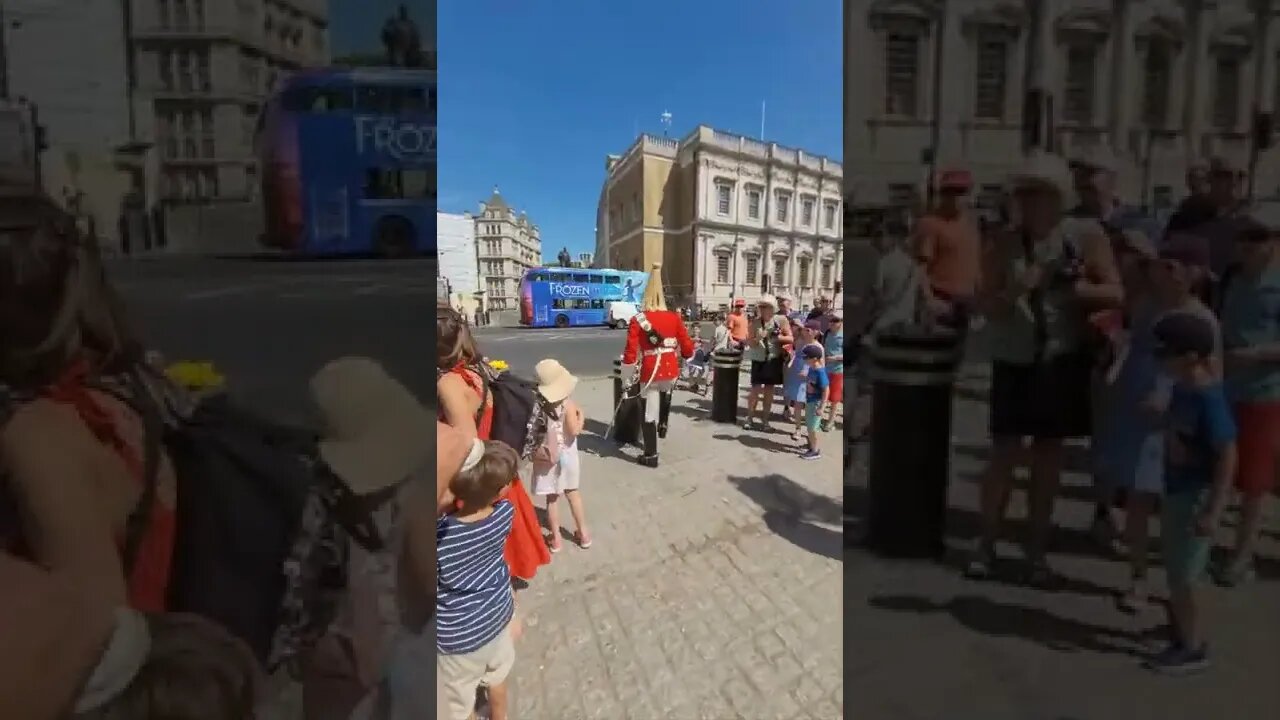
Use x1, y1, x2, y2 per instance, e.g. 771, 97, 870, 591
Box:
710, 348, 743, 423
865, 327, 963, 559
611, 358, 640, 445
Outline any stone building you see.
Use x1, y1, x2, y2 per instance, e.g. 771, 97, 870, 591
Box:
473, 188, 542, 313
594, 125, 844, 312
846, 0, 1280, 230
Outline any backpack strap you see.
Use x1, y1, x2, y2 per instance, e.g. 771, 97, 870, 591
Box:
44, 364, 162, 575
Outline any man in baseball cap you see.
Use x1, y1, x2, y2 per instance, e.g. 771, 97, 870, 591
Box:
913, 167, 979, 331
1069, 145, 1161, 248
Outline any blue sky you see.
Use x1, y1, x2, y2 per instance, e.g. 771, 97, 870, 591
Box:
437, 0, 841, 261
328, 0, 435, 57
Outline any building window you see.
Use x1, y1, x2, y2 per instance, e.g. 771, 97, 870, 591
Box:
773, 257, 787, 286
159, 51, 174, 89
1063, 43, 1098, 125
716, 254, 730, 284
745, 255, 759, 285
823, 201, 837, 230
158, 0, 171, 28
1142, 42, 1172, 127
884, 32, 920, 117
174, 0, 189, 29
632, 193, 640, 223
888, 183, 916, 210
821, 261, 833, 288
798, 258, 810, 287
1153, 184, 1174, 211
716, 182, 732, 216
801, 196, 815, 226
974, 32, 1008, 120
775, 191, 791, 223
746, 186, 762, 219
1213, 54, 1242, 131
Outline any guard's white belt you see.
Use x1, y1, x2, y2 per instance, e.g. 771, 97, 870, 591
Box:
641, 348, 676, 357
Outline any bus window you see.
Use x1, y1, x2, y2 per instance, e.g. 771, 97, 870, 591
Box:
356, 85, 427, 114
587, 274, 603, 284
591, 299, 605, 309
284, 86, 353, 112
571, 300, 592, 309
552, 299, 565, 309
532, 272, 548, 281
571, 273, 589, 283
364, 169, 433, 200
604, 275, 621, 284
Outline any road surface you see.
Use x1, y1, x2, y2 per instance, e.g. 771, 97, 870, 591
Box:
471, 322, 719, 380
107, 257, 434, 424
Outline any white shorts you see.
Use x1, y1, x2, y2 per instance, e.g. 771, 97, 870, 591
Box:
533, 442, 582, 495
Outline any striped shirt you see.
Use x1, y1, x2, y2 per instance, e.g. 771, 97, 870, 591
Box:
435, 500, 514, 654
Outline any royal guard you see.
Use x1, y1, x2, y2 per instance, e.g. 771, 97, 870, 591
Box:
621, 262, 695, 467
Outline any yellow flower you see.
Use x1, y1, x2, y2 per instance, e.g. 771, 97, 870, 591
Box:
488, 359, 509, 372
166, 361, 225, 391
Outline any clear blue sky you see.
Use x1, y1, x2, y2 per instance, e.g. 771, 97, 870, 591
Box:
328, 0, 435, 57
437, 0, 841, 261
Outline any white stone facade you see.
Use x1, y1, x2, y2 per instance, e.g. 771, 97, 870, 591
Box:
846, 0, 1280, 216
436, 211, 478, 309
474, 189, 542, 312
686, 128, 844, 311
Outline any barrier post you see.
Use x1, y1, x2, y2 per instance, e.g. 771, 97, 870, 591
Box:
710, 348, 743, 423
865, 328, 963, 559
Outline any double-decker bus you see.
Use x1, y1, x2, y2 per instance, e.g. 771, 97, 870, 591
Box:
519, 267, 648, 328
257, 67, 434, 257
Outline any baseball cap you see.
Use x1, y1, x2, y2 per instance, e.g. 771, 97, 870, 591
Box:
1159, 233, 1212, 270
938, 169, 973, 191
801, 344, 824, 360
733, 298, 746, 307
1152, 311, 1216, 359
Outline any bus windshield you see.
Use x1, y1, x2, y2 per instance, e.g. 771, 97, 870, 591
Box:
257, 67, 435, 257
519, 268, 649, 328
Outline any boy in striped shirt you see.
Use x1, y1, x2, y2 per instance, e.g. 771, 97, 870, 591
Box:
437, 440, 521, 720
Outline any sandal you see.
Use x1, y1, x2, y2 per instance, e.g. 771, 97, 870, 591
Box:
575, 531, 593, 549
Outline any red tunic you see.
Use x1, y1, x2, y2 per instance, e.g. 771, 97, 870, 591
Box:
448, 365, 550, 581
621, 310, 696, 383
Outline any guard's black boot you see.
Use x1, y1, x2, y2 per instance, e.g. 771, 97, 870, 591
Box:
657, 391, 673, 438
638, 421, 659, 468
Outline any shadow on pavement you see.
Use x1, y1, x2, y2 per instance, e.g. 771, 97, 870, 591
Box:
712, 432, 799, 455
578, 417, 637, 462
866, 594, 1145, 657
727, 473, 842, 561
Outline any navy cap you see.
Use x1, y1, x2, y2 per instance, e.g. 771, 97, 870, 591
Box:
801, 344, 824, 360
1152, 311, 1216, 359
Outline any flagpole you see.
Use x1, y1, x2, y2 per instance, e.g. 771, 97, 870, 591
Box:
760, 100, 766, 140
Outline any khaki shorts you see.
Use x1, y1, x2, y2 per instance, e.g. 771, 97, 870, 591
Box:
437, 624, 516, 720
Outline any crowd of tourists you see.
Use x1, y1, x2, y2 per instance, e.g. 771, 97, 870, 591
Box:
705, 293, 845, 459
858, 149, 1279, 676
0, 188, 582, 720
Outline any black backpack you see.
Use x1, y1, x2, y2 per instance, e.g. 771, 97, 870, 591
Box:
476, 364, 545, 459
122, 378, 393, 673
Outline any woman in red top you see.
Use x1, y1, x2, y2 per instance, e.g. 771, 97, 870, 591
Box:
436, 308, 550, 581
0, 194, 176, 615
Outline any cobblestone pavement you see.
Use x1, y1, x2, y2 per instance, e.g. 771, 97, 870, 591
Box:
847, 365, 1280, 719
510, 378, 844, 719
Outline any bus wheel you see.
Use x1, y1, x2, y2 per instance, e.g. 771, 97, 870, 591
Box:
555, 314, 569, 328
373, 216, 415, 258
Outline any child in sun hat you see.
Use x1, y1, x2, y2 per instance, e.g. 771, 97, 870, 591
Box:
799, 344, 830, 460
531, 359, 591, 552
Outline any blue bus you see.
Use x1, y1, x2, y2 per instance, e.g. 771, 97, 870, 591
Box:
257, 67, 434, 257
519, 267, 649, 328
